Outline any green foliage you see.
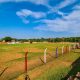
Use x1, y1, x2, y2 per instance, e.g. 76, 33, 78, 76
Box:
0, 37, 80, 42
1, 36, 13, 42
47, 38, 54, 42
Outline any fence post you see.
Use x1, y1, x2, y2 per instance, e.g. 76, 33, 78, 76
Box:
71, 45, 74, 50
25, 51, 30, 80
44, 48, 47, 63
55, 47, 58, 58
73, 44, 76, 50
39, 48, 47, 64
69, 46, 71, 52
62, 46, 64, 55
65, 46, 68, 53
25, 52, 28, 73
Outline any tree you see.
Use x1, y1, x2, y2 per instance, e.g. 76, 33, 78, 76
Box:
47, 38, 53, 42
29, 39, 33, 44
2, 37, 13, 42
54, 38, 62, 42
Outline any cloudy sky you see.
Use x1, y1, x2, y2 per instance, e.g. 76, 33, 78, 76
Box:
0, 0, 80, 38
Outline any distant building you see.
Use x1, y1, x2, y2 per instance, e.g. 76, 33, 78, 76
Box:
2, 40, 6, 42
0, 39, 21, 44
7, 40, 16, 44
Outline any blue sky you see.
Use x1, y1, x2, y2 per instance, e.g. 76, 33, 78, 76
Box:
0, 0, 80, 39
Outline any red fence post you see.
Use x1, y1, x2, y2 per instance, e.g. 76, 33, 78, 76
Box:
24, 51, 30, 80
25, 51, 28, 73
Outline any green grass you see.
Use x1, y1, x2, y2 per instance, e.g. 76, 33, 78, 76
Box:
36, 67, 70, 80
0, 43, 80, 80
34, 50, 80, 80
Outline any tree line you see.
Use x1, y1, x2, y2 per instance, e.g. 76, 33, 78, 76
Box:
0, 36, 80, 42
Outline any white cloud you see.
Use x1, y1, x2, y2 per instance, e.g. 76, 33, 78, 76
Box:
47, 0, 77, 16
0, 0, 77, 17
16, 9, 46, 23
15, 0, 77, 24
0, 0, 48, 5
16, 9, 46, 19
24, 0, 48, 5
35, 5, 80, 35
2, 0, 79, 35
15, 0, 80, 35
0, 0, 76, 9
56, 0, 76, 9
35, 19, 69, 32
16, 9, 32, 17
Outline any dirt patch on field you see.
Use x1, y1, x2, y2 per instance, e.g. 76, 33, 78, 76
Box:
0, 58, 42, 80
25, 48, 43, 53
62, 61, 71, 67
0, 52, 23, 63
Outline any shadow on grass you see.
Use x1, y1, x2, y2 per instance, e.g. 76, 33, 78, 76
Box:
61, 57, 80, 80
